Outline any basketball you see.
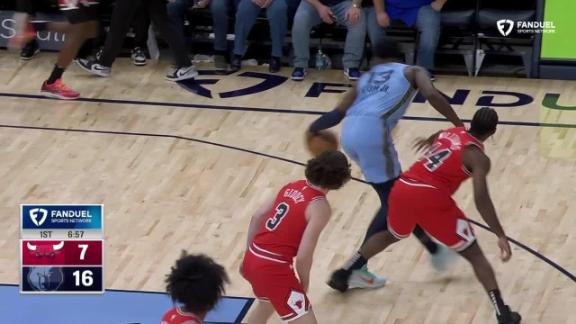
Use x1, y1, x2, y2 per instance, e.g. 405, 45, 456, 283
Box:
306, 130, 339, 156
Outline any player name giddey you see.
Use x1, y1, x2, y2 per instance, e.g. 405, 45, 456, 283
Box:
284, 189, 305, 204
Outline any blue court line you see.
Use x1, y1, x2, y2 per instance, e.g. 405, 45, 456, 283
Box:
0, 123, 573, 285
0, 284, 253, 324
0, 92, 575, 129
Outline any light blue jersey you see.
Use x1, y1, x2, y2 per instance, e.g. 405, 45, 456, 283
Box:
341, 63, 417, 183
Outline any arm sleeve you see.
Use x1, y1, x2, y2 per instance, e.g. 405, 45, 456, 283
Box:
308, 109, 345, 133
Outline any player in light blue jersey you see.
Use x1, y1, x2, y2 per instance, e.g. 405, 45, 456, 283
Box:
307, 41, 464, 292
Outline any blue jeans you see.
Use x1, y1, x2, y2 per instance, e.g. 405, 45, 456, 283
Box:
292, 0, 366, 69
233, 0, 288, 57
167, 0, 233, 52
365, 5, 441, 70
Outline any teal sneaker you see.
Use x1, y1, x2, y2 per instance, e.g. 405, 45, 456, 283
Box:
430, 244, 457, 271
348, 266, 387, 289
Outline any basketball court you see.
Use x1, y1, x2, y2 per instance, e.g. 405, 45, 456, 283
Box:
0, 52, 574, 323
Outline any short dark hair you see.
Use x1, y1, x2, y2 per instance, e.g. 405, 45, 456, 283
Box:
470, 107, 499, 136
305, 150, 351, 190
372, 40, 404, 61
165, 252, 229, 314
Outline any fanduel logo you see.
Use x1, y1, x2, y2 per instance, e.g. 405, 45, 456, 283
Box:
497, 19, 514, 36
29, 208, 48, 227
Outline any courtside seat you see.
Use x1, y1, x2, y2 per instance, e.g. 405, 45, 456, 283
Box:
475, 0, 537, 77
437, 0, 478, 75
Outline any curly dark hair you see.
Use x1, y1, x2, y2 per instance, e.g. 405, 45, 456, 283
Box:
305, 150, 351, 190
165, 252, 229, 315
470, 107, 499, 136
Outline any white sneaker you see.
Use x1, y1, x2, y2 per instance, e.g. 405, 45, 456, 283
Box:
430, 244, 457, 271
165, 65, 198, 82
348, 266, 387, 289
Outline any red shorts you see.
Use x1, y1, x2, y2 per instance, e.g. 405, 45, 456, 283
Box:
388, 178, 476, 251
241, 243, 310, 322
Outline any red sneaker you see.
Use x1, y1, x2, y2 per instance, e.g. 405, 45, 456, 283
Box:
41, 79, 80, 100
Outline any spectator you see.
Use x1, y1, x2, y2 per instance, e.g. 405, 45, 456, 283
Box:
230, 0, 288, 73
367, 0, 445, 77
77, 0, 197, 82
291, 0, 366, 81
167, 0, 234, 71
130, 5, 150, 66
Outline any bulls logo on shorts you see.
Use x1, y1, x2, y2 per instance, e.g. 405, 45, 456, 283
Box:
287, 290, 307, 315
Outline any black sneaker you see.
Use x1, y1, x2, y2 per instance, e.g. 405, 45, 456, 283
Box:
75, 58, 111, 77
269, 56, 281, 73
20, 39, 39, 60
131, 47, 147, 66
230, 55, 242, 72
344, 67, 361, 81
327, 269, 351, 293
497, 306, 522, 324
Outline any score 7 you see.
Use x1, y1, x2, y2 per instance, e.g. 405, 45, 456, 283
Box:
78, 244, 88, 260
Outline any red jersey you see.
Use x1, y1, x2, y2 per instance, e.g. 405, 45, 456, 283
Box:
161, 307, 202, 324
251, 180, 326, 261
403, 127, 484, 195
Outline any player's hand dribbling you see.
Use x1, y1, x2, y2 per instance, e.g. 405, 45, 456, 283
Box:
498, 236, 512, 262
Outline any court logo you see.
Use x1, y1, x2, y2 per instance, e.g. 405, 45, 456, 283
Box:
26, 267, 64, 291
497, 19, 514, 36
29, 208, 48, 227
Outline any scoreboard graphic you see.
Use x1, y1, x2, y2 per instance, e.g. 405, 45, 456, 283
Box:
20, 204, 104, 294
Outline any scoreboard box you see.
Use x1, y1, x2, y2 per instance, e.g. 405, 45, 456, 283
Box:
20, 205, 104, 294
21, 204, 103, 239
21, 240, 103, 266
21, 267, 104, 294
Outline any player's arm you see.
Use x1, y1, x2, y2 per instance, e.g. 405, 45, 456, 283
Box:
413, 130, 441, 153
307, 87, 357, 135
245, 197, 275, 248
463, 146, 512, 262
295, 199, 331, 292
405, 66, 464, 127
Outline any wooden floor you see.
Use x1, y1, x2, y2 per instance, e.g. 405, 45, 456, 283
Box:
0, 51, 575, 323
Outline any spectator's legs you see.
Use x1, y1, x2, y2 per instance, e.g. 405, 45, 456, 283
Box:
232, 0, 262, 57
365, 7, 386, 48
415, 5, 441, 71
330, 1, 366, 69
167, 0, 195, 45
133, 4, 150, 49
266, 0, 288, 58
291, 1, 322, 68
211, 0, 230, 53
99, 0, 139, 67
146, 0, 191, 68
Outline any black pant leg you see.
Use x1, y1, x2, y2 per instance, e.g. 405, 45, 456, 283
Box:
133, 4, 150, 48
100, 0, 141, 66
146, 0, 190, 68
